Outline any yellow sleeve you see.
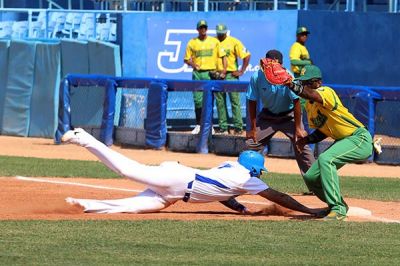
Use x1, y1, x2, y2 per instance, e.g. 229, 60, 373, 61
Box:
184, 39, 193, 61
217, 40, 226, 58
316, 87, 340, 111
234, 38, 250, 59
289, 43, 301, 60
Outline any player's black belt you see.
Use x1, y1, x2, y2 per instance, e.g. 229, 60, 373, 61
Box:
182, 180, 194, 202
195, 69, 214, 73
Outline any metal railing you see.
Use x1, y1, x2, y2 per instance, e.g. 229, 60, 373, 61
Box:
0, 0, 398, 12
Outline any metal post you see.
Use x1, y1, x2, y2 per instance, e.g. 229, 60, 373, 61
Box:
124, 0, 128, 11
273, 0, 278, 10
0, 0, 3, 8
204, 0, 209, 12
304, 0, 309, 10
389, 0, 393, 12
395, 0, 398, 12
297, 0, 301, 10
193, 0, 198, 12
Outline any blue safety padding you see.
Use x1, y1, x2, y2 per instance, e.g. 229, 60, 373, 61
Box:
145, 81, 168, 149
100, 79, 117, 146
369, 86, 400, 101
0, 40, 10, 132
60, 39, 89, 78
196, 84, 215, 154
54, 78, 71, 143
88, 40, 122, 76
2, 40, 36, 136
29, 42, 61, 138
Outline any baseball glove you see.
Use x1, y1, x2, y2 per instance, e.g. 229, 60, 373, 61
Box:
209, 71, 224, 80
260, 58, 293, 85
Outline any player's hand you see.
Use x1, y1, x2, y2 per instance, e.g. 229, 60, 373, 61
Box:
246, 130, 256, 141
193, 64, 200, 71
295, 137, 307, 154
232, 70, 243, 77
310, 207, 329, 218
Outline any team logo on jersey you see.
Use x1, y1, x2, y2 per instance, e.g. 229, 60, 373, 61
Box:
311, 110, 328, 128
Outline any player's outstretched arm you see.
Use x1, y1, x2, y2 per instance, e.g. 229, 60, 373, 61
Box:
219, 197, 251, 215
258, 188, 319, 215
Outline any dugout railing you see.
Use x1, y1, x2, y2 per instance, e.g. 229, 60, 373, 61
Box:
55, 74, 400, 165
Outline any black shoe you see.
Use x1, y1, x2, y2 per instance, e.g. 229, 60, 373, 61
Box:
302, 191, 315, 196
215, 128, 229, 135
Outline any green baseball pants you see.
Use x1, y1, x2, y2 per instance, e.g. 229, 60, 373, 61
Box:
303, 127, 373, 216
192, 70, 212, 124
214, 73, 243, 131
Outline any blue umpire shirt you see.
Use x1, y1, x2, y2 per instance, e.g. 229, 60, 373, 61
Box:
246, 69, 299, 114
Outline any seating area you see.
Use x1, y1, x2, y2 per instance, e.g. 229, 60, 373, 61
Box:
0, 10, 117, 42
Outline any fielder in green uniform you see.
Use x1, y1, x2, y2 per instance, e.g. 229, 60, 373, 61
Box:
184, 20, 226, 134
292, 65, 373, 221
214, 23, 251, 134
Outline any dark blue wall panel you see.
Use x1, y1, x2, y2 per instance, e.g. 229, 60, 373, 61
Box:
299, 11, 400, 86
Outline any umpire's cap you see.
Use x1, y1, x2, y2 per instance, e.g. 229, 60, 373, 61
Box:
298, 65, 322, 81
238, 150, 268, 177
296, 26, 310, 35
265, 49, 283, 64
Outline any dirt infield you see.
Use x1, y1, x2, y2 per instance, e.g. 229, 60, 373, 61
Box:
0, 136, 399, 223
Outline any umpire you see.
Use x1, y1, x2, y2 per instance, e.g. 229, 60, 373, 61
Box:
246, 50, 315, 177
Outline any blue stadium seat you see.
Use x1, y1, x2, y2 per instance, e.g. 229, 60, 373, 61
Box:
62, 12, 83, 39
78, 13, 95, 39
11, 20, 29, 39
0, 21, 13, 38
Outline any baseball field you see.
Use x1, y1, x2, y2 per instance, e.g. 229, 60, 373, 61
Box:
1, 136, 399, 265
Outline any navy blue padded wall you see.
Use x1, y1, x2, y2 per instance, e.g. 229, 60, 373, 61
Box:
29, 41, 61, 138
0, 40, 10, 132
298, 11, 400, 86
2, 40, 36, 136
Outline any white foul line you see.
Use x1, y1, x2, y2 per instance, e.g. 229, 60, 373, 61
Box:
14, 176, 400, 223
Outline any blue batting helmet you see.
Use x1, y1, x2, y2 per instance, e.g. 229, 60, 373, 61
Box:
238, 150, 268, 176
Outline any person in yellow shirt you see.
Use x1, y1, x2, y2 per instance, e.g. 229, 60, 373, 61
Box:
214, 23, 251, 135
290, 65, 373, 221
184, 20, 227, 134
290, 26, 314, 151
289, 27, 312, 78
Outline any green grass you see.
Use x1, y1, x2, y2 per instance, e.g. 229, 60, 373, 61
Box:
0, 220, 399, 265
1, 156, 399, 265
1, 155, 398, 201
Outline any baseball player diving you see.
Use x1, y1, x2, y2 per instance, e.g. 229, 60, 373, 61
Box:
62, 128, 325, 216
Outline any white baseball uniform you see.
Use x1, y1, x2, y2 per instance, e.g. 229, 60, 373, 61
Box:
66, 130, 268, 213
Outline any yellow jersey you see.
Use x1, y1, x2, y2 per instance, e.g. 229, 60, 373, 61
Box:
184, 36, 225, 70
216, 36, 250, 72
289, 42, 310, 74
305, 86, 364, 140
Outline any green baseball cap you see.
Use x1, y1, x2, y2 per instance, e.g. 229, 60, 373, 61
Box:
298, 65, 322, 81
296, 26, 310, 35
197, 20, 208, 29
216, 24, 227, 34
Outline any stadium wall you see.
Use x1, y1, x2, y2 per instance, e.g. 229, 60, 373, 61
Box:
0, 39, 121, 138
298, 10, 400, 86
